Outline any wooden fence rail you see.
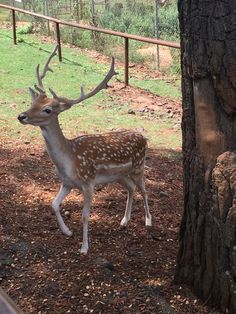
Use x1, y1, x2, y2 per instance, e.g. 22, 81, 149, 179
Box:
0, 3, 180, 85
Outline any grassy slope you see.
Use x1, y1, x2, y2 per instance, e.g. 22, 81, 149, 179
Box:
131, 78, 181, 101
0, 28, 181, 149
0, 1, 10, 21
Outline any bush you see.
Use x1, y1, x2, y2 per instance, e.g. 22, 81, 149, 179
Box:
169, 48, 181, 74
67, 1, 180, 71
99, 10, 155, 38
159, 4, 179, 40
17, 22, 34, 34
59, 27, 94, 49
99, 2, 179, 40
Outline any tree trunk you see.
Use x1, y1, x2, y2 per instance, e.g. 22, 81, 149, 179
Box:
175, 1, 236, 313
104, 0, 109, 11
80, 0, 83, 20
90, 0, 95, 24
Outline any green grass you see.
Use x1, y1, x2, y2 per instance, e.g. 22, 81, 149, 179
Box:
0, 1, 11, 21
0, 28, 181, 150
131, 78, 181, 101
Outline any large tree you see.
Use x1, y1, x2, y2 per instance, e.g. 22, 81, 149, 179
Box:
175, 1, 236, 313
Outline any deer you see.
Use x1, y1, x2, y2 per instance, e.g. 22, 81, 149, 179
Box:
17, 46, 152, 254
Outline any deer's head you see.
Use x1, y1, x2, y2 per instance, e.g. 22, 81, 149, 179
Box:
18, 46, 116, 127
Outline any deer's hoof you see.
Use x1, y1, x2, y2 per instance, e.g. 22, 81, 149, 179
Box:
145, 216, 152, 227
80, 246, 88, 255
120, 217, 129, 227
62, 228, 73, 237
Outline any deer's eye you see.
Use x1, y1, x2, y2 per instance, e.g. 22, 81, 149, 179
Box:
43, 107, 52, 114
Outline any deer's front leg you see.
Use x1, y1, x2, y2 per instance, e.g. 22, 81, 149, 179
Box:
52, 184, 72, 236
80, 184, 94, 255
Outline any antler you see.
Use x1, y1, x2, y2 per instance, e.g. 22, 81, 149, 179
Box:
49, 57, 117, 106
34, 45, 58, 94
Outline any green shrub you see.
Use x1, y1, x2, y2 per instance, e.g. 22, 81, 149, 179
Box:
129, 51, 146, 64
169, 48, 181, 74
98, 2, 179, 40
60, 27, 94, 49
99, 10, 155, 37
59, 27, 108, 52
17, 23, 34, 35
72, 30, 94, 49
159, 4, 179, 40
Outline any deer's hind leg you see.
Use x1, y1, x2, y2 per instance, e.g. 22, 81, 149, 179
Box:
80, 183, 94, 255
131, 172, 152, 227
119, 177, 136, 227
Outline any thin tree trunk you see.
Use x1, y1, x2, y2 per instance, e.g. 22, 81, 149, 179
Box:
90, 0, 95, 24
154, 0, 160, 70
80, 0, 83, 19
104, 0, 109, 11
175, 1, 236, 313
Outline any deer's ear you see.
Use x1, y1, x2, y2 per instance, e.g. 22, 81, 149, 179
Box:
29, 87, 39, 101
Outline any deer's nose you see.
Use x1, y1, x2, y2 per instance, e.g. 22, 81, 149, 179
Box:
18, 113, 28, 122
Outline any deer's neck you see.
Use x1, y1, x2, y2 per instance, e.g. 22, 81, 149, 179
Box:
40, 117, 71, 165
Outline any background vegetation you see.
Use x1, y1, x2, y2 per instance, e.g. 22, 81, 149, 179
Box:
0, 28, 181, 150
98, 1, 179, 40
0, 0, 180, 72
4, 0, 179, 40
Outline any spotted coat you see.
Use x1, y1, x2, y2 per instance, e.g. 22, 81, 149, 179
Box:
69, 131, 147, 181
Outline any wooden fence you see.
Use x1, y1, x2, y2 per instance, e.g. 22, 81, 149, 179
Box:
0, 3, 180, 85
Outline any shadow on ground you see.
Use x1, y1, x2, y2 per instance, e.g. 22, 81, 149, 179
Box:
1, 142, 210, 314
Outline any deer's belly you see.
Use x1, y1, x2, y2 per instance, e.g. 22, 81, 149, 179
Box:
94, 161, 133, 184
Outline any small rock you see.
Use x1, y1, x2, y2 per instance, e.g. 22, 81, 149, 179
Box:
160, 191, 169, 197
126, 250, 143, 257
173, 123, 181, 129
166, 173, 173, 181
139, 107, 149, 113
0, 254, 14, 266
135, 127, 145, 133
127, 109, 135, 115
94, 257, 114, 271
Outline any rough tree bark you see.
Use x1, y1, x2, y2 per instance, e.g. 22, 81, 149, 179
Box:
175, 1, 236, 313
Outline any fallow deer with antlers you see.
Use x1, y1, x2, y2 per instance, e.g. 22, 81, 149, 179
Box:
18, 46, 152, 254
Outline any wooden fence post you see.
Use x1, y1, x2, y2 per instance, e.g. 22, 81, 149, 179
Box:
124, 37, 129, 86
55, 22, 62, 62
12, 9, 17, 45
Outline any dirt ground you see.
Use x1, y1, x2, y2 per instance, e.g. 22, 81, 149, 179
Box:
0, 80, 222, 314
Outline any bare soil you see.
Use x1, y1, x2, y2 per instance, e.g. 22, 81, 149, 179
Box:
0, 83, 221, 313
110, 82, 182, 122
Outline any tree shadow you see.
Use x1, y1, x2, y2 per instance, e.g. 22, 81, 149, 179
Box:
0, 143, 183, 313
